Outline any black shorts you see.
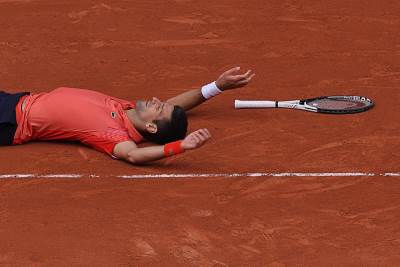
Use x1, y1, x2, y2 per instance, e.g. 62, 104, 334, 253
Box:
0, 91, 30, 146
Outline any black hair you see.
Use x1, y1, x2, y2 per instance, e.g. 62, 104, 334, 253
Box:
141, 105, 188, 144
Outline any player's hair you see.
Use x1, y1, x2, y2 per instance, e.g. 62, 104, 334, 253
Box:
142, 105, 188, 144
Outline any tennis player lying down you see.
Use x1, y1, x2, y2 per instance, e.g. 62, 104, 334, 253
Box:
0, 67, 255, 164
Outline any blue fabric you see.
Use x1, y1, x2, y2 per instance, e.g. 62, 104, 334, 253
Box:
0, 91, 30, 145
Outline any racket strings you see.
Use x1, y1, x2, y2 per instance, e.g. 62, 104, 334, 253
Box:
307, 99, 366, 110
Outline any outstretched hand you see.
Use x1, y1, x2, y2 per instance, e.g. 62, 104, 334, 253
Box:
215, 67, 255, 91
181, 128, 211, 151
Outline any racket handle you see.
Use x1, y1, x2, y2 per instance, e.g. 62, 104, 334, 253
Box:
235, 100, 277, 109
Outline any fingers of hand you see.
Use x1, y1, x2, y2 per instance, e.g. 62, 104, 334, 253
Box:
195, 132, 207, 143
191, 129, 211, 147
249, 73, 256, 80
228, 70, 253, 83
224, 66, 241, 76
236, 69, 254, 80
198, 128, 211, 139
191, 133, 201, 143
204, 128, 211, 138
237, 72, 256, 86
242, 69, 252, 77
184, 129, 210, 149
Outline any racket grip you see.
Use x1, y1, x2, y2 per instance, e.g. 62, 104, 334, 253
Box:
235, 100, 277, 109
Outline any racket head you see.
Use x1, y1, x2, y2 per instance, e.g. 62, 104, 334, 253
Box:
302, 96, 374, 114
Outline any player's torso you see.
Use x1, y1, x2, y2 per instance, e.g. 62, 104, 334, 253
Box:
27, 87, 129, 141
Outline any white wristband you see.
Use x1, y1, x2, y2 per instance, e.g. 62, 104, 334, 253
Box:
201, 81, 222, 99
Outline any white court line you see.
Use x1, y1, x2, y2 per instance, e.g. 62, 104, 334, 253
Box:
118, 172, 377, 179
39, 174, 83, 178
383, 173, 400, 177
0, 172, 399, 179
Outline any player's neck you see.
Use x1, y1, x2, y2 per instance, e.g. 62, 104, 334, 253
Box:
125, 108, 145, 131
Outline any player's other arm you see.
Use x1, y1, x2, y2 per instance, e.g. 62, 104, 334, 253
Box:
167, 67, 255, 111
113, 129, 211, 164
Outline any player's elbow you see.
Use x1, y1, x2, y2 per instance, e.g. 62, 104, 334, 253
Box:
113, 142, 146, 165
126, 155, 141, 165
126, 152, 147, 165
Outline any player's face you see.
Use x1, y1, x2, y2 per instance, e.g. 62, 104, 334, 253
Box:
136, 97, 174, 122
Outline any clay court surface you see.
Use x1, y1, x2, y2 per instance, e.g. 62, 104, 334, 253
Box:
1, 0, 400, 266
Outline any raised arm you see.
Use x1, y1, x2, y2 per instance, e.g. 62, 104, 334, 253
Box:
113, 129, 211, 164
167, 67, 255, 111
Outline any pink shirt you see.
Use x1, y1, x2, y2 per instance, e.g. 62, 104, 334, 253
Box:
13, 87, 143, 157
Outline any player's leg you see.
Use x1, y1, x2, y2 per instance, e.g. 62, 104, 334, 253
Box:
0, 91, 30, 146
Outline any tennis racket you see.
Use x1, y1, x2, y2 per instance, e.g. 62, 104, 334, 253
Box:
234, 96, 374, 114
